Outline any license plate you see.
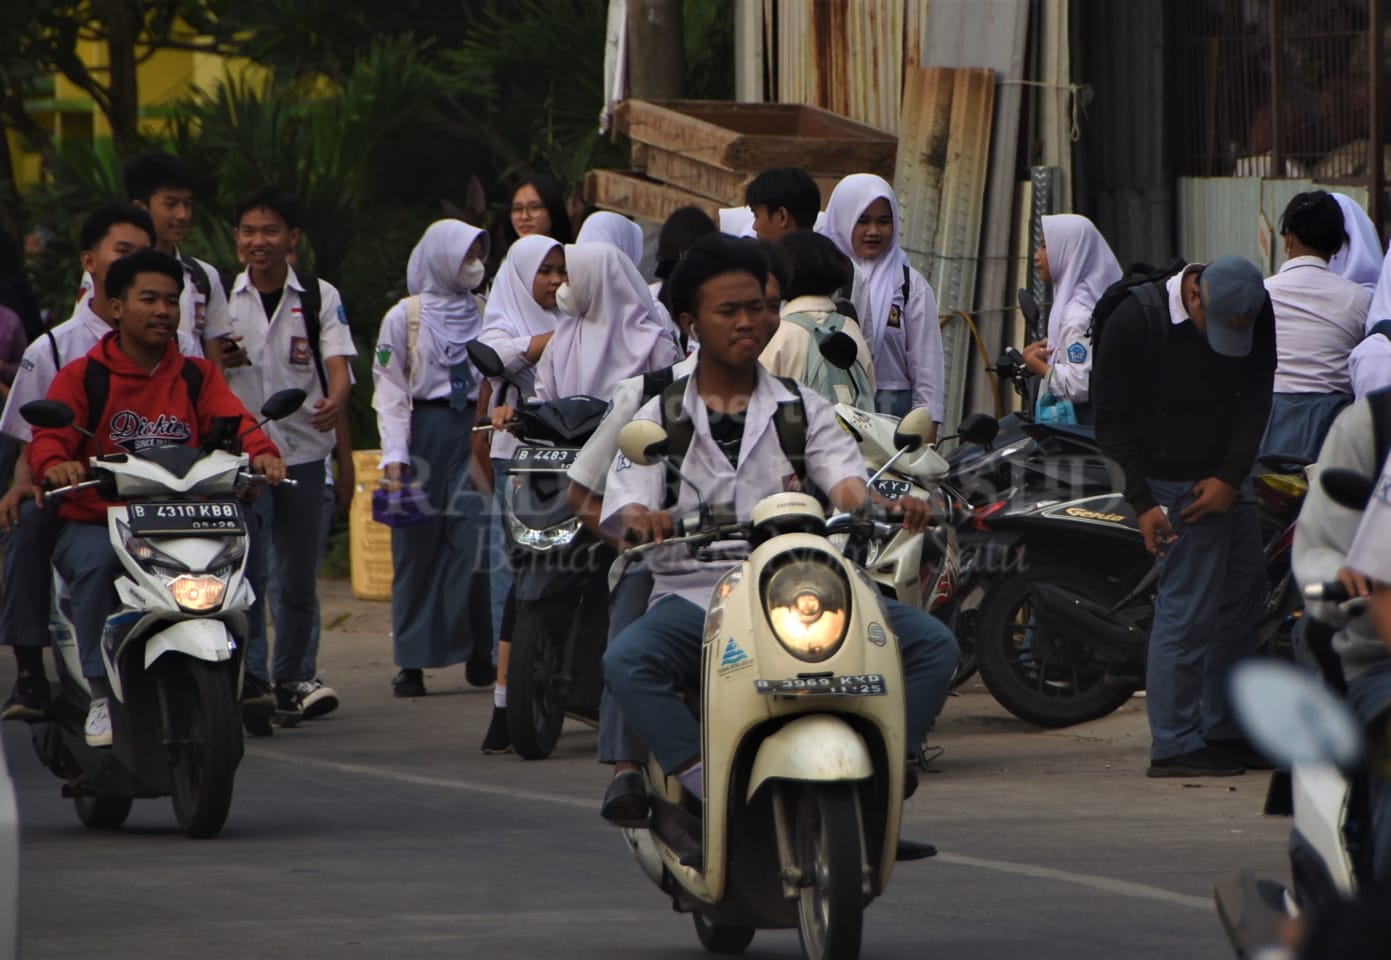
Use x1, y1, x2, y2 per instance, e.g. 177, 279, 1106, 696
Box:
127, 500, 245, 536
511, 447, 578, 470
872, 478, 912, 501
754, 674, 888, 697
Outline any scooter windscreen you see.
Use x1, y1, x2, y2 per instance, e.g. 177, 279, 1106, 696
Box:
761, 552, 851, 662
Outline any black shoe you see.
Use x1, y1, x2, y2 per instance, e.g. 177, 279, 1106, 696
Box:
465, 655, 495, 689
392, 669, 426, 698
600, 770, 651, 826
1205, 738, 1274, 771
1147, 747, 1245, 778
240, 675, 275, 737
904, 767, 920, 801
2, 674, 51, 723
895, 838, 939, 861
271, 684, 304, 728
481, 705, 511, 754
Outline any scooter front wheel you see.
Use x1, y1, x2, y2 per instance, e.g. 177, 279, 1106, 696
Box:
693, 912, 755, 954
795, 784, 864, 960
168, 660, 241, 838
507, 604, 567, 760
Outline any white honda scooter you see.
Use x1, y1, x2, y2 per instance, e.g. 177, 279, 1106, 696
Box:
615, 410, 935, 960
20, 389, 302, 838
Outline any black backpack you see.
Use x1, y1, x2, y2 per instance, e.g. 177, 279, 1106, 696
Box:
654, 374, 810, 508
293, 272, 328, 395
177, 251, 212, 302
1087, 258, 1186, 358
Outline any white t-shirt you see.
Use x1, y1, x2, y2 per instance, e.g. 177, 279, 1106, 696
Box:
206, 267, 356, 466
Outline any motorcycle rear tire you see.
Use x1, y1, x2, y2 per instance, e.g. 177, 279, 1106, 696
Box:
693, 912, 756, 954
169, 660, 241, 838
507, 604, 567, 760
795, 784, 864, 960
975, 561, 1139, 728
74, 793, 133, 830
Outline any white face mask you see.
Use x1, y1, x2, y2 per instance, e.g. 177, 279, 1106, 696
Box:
554, 281, 577, 316
458, 257, 485, 291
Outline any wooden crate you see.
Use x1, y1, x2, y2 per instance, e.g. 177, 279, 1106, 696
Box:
349, 449, 392, 602
619, 99, 896, 180
642, 146, 846, 206
584, 169, 721, 223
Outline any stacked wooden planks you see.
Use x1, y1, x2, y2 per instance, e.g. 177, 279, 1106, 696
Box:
584, 99, 897, 222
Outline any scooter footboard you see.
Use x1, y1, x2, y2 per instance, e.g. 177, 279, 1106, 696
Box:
143, 620, 234, 670
745, 715, 873, 802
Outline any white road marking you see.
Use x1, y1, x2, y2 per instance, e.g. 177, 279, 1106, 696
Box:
260, 751, 1213, 911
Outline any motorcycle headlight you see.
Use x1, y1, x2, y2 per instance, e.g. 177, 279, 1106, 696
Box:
168, 575, 227, 612
762, 554, 851, 662
118, 521, 188, 578
503, 476, 581, 551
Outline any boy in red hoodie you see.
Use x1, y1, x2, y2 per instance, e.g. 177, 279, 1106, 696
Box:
28, 250, 284, 746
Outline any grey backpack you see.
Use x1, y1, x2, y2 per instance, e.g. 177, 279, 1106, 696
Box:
779, 309, 874, 411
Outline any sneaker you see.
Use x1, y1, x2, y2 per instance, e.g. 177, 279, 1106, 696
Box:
240, 675, 275, 737
2, 674, 51, 723
481, 705, 512, 755
288, 678, 339, 720
1147, 747, 1246, 778
392, 669, 426, 698
272, 684, 304, 728
84, 697, 113, 748
1205, 738, 1274, 771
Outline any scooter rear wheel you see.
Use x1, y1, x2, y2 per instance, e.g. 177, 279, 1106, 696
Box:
692, 912, 755, 954
168, 660, 241, 838
795, 784, 864, 960
74, 793, 133, 830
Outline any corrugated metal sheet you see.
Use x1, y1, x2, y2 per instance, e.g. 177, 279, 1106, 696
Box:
1177, 177, 1371, 271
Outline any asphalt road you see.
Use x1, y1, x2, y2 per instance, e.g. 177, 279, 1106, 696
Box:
5, 581, 1288, 959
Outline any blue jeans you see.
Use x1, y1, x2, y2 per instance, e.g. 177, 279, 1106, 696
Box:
1, 498, 61, 648
52, 522, 120, 679
1259, 392, 1352, 464
875, 389, 913, 418
266, 476, 334, 677
1145, 477, 1265, 761
1345, 662, 1391, 884
598, 566, 654, 765
604, 594, 959, 774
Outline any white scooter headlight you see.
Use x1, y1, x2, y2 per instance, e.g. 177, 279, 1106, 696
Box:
761, 555, 851, 662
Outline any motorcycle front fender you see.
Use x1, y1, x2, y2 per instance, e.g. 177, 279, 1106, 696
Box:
745, 714, 873, 803
143, 619, 234, 670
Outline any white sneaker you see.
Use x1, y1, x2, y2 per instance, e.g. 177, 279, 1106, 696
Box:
84, 697, 112, 748
290, 679, 339, 720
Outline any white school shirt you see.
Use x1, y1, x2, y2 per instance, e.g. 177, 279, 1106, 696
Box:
79, 250, 228, 343
1346, 448, 1391, 584
1044, 301, 1096, 403
1264, 256, 1370, 395
870, 266, 945, 420
1350, 333, 1391, 400
568, 352, 699, 494
207, 267, 357, 466
600, 367, 866, 610
371, 298, 465, 468
0, 299, 202, 443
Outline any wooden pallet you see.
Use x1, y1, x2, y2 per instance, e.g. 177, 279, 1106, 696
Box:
641, 145, 847, 207
583, 169, 721, 223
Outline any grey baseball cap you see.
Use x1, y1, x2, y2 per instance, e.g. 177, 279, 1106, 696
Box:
1199, 256, 1266, 357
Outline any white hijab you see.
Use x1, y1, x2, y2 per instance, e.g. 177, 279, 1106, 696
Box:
406, 219, 488, 366
483, 234, 565, 345
535, 242, 680, 400
818, 173, 909, 351
576, 211, 644, 270
1329, 193, 1383, 290
1041, 213, 1122, 342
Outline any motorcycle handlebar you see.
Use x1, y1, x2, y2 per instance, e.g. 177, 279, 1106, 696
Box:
41, 478, 103, 498
237, 471, 298, 487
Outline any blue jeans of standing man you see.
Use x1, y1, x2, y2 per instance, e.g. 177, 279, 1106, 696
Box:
604, 594, 958, 774
1144, 477, 1266, 761
51, 522, 120, 679
598, 566, 654, 765
0, 499, 61, 650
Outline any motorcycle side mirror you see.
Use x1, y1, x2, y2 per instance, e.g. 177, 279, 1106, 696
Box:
956, 412, 999, 448
1017, 287, 1041, 328
19, 399, 77, 430
618, 420, 670, 467
466, 340, 506, 380
1231, 660, 1363, 773
1320, 467, 1375, 512
260, 388, 307, 422
818, 331, 858, 371
892, 408, 935, 453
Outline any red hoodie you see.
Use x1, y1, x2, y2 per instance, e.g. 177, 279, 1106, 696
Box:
28, 332, 281, 524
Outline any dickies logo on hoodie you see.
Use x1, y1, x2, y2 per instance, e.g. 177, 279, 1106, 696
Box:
108, 410, 192, 453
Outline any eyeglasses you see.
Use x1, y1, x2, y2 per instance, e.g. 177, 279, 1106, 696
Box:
511, 203, 546, 218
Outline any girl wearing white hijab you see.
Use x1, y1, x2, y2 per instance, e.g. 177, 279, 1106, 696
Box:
819, 173, 945, 435
1330, 193, 1383, 289
1023, 213, 1123, 415
475, 233, 569, 752
1353, 224, 1391, 399
576, 211, 644, 269
371, 219, 494, 698
528, 241, 683, 402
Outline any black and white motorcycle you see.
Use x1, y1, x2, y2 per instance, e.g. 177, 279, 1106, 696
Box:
20, 389, 302, 838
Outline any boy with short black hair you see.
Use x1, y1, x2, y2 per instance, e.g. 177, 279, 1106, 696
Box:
745, 167, 821, 242
204, 188, 355, 726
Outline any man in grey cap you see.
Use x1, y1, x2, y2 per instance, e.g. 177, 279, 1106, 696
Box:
1093, 255, 1277, 777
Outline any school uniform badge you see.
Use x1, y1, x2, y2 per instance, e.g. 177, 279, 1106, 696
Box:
289, 336, 312, 367
1067, 342, 1088, 364
377, 344, 393, 367
887, 304, 903, 329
